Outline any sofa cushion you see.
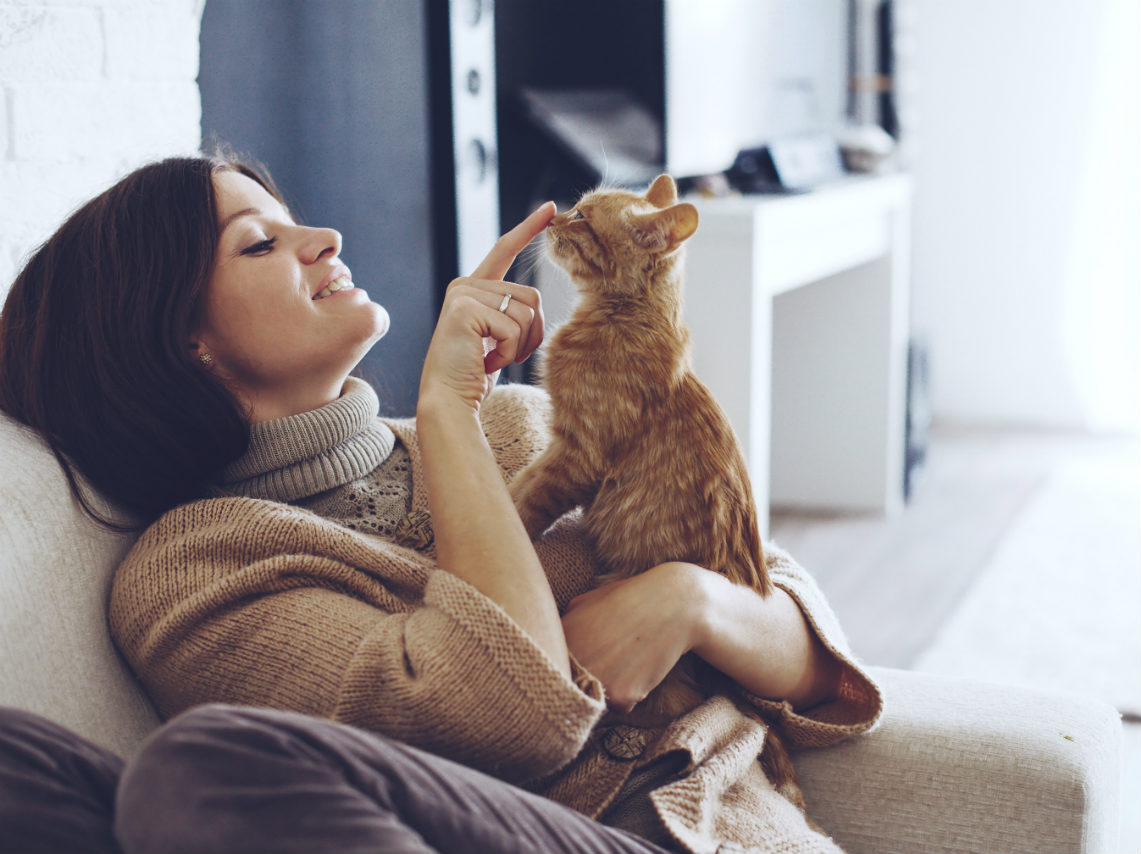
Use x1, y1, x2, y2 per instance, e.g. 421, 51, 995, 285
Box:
0, 413, 160, 757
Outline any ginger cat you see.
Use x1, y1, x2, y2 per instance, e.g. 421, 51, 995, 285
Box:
511, 175, 810, 818
510, 174, 773, 726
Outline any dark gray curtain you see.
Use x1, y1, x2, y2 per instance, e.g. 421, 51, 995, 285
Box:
200, 0, 440, 416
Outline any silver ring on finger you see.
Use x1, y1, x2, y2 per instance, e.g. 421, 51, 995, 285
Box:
498, 293, 512, 313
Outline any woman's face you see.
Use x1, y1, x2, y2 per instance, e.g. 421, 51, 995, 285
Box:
195, 170, 390, 420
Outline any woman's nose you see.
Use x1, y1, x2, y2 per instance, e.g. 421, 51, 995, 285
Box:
301, 226, 342, 263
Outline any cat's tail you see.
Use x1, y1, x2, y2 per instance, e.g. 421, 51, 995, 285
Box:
759, 729, 819, 828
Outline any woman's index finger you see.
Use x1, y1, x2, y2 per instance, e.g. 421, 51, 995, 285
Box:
469, 201, 556, 280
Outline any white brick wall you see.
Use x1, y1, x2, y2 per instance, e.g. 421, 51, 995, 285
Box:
0, 0, 204, 296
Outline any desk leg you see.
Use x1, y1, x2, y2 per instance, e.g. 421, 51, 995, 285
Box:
769, 250, 908, 514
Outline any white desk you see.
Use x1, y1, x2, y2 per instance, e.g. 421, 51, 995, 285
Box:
683, 174, 912, 534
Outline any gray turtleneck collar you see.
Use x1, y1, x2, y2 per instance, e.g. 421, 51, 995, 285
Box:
219, 377, 397, 503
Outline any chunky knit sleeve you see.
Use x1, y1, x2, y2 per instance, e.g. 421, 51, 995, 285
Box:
736, 542, 883, 747
108, 497, 605, 784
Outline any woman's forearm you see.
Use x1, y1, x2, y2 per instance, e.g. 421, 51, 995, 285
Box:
417, 393, 570, 679
690, 569, 843, 710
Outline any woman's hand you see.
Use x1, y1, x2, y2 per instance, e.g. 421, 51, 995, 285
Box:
561, 563, 704, 713
419, 203, 554, 414
564, 562, 844, 713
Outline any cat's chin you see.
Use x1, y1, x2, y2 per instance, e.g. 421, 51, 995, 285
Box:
546, 258, 587, 285
545, 254, 571, 274
549, 254, 606, 285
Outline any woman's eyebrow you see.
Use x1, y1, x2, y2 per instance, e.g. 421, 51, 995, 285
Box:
220, 205, 296, 235
219, 207, 261, 234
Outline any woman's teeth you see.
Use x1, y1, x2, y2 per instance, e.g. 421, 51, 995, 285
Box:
314, 276, 353, 300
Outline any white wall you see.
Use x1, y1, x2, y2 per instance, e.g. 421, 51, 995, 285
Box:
910, 0, 1140, 433
0, 0, 204, 299
664, 0, 848, 178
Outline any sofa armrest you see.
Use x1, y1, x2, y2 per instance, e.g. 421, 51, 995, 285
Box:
792, 667, 1122, 854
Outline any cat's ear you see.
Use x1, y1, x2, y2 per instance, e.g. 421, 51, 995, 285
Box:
645, 174, 678, 208
631, 202, 699, 251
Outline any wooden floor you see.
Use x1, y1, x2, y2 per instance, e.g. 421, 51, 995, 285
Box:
768, 425, 1137, 669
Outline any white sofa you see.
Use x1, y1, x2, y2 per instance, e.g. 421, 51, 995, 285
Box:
0, 410, 1124, 853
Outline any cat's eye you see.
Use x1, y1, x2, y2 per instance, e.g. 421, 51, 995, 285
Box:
570, 209, 585, 221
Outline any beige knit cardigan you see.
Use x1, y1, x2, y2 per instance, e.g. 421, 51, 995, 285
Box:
109, 383, 883, 854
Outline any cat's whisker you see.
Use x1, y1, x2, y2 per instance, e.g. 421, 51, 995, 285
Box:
514, 238, 549, 286
517, 260, 544, 289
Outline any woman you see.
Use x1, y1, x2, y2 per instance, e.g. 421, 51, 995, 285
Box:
0, 153, 881, 853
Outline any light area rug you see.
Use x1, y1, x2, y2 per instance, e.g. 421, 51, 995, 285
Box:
913, 445, 1141, 851
913, 449, 1140, 713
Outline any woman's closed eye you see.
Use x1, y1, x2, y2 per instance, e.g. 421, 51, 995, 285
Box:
240, 236, 277, 256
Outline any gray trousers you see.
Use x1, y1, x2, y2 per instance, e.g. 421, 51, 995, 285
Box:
0, 704, 676, 854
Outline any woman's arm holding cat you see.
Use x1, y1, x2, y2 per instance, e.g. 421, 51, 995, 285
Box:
687, 566, 844, 709
562, 562, 843, 712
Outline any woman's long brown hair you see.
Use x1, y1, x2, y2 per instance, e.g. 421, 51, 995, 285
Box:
0, 154, 282, 529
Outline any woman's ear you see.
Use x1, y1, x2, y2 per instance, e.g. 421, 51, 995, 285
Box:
190, 339, 213, 367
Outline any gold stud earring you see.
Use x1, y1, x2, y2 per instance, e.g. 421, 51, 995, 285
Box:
199, 352, 214, 367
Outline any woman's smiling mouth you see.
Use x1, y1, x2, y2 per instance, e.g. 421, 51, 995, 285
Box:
314, 275, 354, 300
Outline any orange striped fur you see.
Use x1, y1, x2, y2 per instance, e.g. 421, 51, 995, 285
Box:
510, 175, 773, 726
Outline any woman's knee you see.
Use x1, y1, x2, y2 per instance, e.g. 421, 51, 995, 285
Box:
129, 704, 288, 761
115, 705, 426, 854
116, 705, 314, 852
0, 706, 123, 854
127, 704, 406, 776
119, 704, 310, 803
